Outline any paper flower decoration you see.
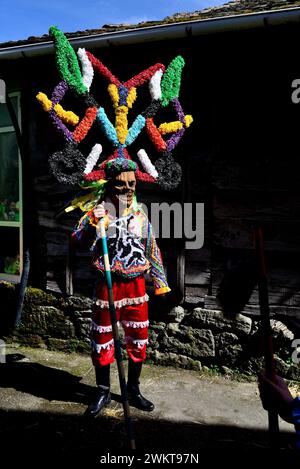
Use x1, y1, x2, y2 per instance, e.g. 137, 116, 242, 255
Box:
36, 26, 193, 198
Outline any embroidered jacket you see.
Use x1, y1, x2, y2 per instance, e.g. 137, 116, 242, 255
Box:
72, 203, 170, 295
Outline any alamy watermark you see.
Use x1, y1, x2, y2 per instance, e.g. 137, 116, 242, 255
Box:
101, 201, 204, 250
149, 202, 204, 249
291, 338, 300, 364
0, 79, 5, 104
0, 339, 6, 364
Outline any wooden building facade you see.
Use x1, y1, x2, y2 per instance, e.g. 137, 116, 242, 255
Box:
1, 7, 300, 321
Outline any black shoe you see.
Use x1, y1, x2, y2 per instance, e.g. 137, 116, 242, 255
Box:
85, 387, 111, 418
127, 384, 154, 412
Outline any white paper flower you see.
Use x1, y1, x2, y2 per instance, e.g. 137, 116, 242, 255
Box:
84, 143, 102, 174
149, 69, 163, 100
77, 48, 94, 91
137, 149, 158, 179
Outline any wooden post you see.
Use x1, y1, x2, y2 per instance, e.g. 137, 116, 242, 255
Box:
177, 247, 185, 300
254, 227, 280, 448
66, 235, 74, 296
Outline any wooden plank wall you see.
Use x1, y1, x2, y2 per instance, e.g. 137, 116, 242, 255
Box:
8, 22, 300, 321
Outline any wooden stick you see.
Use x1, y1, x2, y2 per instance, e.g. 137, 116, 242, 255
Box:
98, 217, 136, 450
254, 227, 280, 448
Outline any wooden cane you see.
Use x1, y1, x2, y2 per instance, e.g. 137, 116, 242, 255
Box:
254, 227, 280, 448
98, 217, 136, 450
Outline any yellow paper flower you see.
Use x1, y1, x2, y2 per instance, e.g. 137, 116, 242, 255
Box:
108, 84, 119, 108
158, 121, 183, 135
115, 106, 129, 144
36, 92, 52, 112
54, 104, 79, 125
185, 114, 193, 128
127, 87, 137, 108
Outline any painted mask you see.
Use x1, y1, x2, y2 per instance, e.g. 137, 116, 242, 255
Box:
108, 171, 136, 208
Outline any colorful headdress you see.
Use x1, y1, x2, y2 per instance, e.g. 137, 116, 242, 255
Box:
104, 158, 137, 178
36, 26, 193, 209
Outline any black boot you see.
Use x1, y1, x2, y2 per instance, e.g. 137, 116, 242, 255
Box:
85, 365, 111, 418
127, 359, 154, 412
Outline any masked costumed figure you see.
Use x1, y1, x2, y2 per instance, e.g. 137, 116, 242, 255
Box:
36, 27, 193, 421
72, 158, 171, 416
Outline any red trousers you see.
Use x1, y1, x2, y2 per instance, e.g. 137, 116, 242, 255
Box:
91, 276, 149, 366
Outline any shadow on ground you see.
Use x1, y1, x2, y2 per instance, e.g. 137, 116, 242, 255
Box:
0, 408, 296, 459
0, 354, 94, 404
0, 355, 297, 457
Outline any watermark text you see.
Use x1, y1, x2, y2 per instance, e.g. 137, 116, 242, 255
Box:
0, 79, 6, 104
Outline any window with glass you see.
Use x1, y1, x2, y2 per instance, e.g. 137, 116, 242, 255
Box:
0, 93, 22, 282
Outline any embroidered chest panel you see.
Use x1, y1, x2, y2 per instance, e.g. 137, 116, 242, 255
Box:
94, 214, 149, 277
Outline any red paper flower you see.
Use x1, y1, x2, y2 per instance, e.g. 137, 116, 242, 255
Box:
146, 118, 167, 152
73, 107, 98, 143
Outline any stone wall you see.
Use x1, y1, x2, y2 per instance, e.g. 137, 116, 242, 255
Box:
1, 282, 299, 380
148, 306, 300, 380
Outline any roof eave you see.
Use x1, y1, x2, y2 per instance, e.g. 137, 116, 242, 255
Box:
1, 6, 300, 60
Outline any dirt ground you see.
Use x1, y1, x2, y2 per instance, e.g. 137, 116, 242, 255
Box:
0, 343, 297, 461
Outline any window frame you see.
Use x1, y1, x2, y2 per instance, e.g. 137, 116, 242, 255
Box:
0, 91, 23, 282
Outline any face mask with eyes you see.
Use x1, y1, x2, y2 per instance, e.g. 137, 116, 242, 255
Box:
107, 171, 136, 209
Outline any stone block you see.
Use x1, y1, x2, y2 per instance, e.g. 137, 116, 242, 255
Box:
183, 308, 252, 335
19, 306, 75, 339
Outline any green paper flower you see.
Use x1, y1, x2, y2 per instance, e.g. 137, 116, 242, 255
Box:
161, 55, 185, 107
49, 26, 87, 95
